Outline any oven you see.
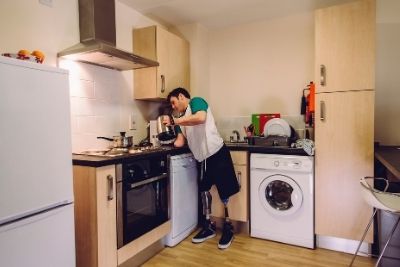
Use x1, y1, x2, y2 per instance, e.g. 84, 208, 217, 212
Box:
116, 154, 169, 249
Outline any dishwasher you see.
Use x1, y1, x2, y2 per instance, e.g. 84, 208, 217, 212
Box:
164, 153, 198, 247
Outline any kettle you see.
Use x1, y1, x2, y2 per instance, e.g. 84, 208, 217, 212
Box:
156, 115, 176, 142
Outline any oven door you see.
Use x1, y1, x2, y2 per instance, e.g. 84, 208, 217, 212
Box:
117, 173, 168, 248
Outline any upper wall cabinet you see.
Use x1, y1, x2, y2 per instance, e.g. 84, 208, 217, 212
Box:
315, 0, 375, 93
133, 25, 190, 100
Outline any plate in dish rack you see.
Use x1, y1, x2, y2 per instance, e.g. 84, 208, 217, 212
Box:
263, 118, 291, 137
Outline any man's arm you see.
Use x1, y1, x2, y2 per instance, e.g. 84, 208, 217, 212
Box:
174, 110, 206, 126
174, 132, 186, 147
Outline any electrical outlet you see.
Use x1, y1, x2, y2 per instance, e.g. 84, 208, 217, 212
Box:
39, 0, 52, 7
129, 114, 137, 130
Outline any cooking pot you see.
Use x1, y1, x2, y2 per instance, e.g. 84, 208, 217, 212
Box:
156, 115, 176, 142
97, 132, 133, 148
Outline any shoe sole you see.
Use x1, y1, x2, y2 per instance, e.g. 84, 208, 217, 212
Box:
218, 235, 234, 249
192, 233, 216, 244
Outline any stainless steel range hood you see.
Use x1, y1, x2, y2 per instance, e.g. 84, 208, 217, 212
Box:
57, 0, 158, 71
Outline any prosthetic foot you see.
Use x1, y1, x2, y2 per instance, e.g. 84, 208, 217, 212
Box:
218, 199, 234, 249
192, 191, 216, 243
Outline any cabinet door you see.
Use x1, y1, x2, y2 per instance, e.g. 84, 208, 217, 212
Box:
167, 32, 190, 93
133, 26, 168, 99
210, 152, 248, 222
315, 0, 375, 93
73, 165, 117, 267
96, 166, 117, 267
133, 25, 189, 99
315, 91, 374, 242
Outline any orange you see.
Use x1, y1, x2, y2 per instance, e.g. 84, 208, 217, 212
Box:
17, 49, 30, 57
31, 50, 45, 63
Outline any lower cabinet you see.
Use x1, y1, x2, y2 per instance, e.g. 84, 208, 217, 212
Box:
73, 165, 117, 267
210, 151, 248, 222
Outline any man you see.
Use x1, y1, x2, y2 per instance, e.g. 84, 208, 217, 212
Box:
164, 87, 240, 249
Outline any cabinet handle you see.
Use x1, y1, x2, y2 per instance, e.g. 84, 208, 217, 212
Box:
320, 64, 326, 86
107, 175, 114, 200
237, 171, 242, 190
161, 75, 165, 93
320, 100, 326, 121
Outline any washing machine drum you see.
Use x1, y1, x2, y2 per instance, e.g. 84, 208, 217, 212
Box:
258, 174, 303, 216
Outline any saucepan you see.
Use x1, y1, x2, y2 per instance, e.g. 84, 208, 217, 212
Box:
97, 132, 133, 148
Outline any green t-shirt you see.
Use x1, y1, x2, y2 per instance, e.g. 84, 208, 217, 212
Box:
175, 97, 208, 134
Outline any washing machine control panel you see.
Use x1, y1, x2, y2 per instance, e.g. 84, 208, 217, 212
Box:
251, 154, 313, 172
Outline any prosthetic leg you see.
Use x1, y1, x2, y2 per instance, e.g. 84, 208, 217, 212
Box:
191, 191, 216, 243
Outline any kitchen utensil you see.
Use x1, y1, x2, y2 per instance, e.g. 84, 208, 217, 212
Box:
97, 131, 133, 148
251, 114, 260, 136
259, 114, 280, 135
263, 118, 291, 137
301, 88, 308, 115
156, 115, 176, 142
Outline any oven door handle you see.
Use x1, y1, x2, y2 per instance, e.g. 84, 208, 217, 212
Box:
128, 173, 168, 189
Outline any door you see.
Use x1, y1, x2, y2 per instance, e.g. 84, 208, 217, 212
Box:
0, 205, 75, 267
0, 57, 73, 224
258, 175, 303, 217
170, 156, 198, 237
315, 90, 374, 241
315, 0, 375, 92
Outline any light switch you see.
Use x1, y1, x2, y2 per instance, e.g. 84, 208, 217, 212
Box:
129, 113, 137, 130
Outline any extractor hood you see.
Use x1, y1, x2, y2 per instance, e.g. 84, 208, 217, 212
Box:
57, 0, 158, 71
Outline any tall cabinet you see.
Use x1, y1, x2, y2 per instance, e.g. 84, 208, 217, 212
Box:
133, 25, 190, 100
314, 0, 375, 242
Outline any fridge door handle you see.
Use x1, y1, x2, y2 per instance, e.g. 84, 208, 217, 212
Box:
237, 171, 242, 190
160, 74, 165, 93
107, 175, 114, 200
320, 100, 326, 121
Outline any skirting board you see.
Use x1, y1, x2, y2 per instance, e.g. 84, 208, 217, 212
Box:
317, 235, 370, 256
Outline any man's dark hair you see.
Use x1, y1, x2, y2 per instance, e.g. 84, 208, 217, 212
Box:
167, 87, 191, 101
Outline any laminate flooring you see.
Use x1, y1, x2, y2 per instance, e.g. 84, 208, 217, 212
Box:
143, 232, 375, 267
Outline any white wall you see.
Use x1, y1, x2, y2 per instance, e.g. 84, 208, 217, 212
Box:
0, 0, 78, 66
0, 0, 166, 152
208, 12, 314, 119
375, 0, 400, 145
174, 23, 210, 100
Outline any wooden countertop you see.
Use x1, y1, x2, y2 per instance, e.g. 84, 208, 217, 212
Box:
375, 146, 400, 180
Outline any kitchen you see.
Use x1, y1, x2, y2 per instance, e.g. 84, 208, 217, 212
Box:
1, 0, 399, 266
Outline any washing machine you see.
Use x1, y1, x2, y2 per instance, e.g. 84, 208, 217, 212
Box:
250, 153, 314, 249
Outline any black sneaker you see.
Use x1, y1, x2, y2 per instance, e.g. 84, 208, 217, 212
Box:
218, 222, 234, 249
192, 221, 216, 243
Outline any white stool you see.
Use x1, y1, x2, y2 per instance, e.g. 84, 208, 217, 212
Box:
349, 176, 400, 267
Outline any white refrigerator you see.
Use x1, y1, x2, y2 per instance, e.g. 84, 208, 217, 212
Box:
0, 56, 75, 267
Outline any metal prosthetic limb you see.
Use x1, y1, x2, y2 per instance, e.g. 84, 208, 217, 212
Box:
201, 191, 212, 221
222, 198, 231, 223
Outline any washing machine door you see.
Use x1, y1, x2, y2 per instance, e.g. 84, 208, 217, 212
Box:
258, 174, 303, 216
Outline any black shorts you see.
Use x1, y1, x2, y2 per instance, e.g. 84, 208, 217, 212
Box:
199, 144, 240, 200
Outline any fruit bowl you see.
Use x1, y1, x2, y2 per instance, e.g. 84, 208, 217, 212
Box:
1, 50, 44, 64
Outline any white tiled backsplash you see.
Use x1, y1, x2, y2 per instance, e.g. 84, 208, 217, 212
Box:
59, 60, 155, 153
216, 115, 305, 141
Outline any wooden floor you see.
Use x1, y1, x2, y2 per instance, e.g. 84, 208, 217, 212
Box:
143, 232, 376, 267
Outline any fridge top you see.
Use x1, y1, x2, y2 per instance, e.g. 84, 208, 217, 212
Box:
0, 55, 68, 74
